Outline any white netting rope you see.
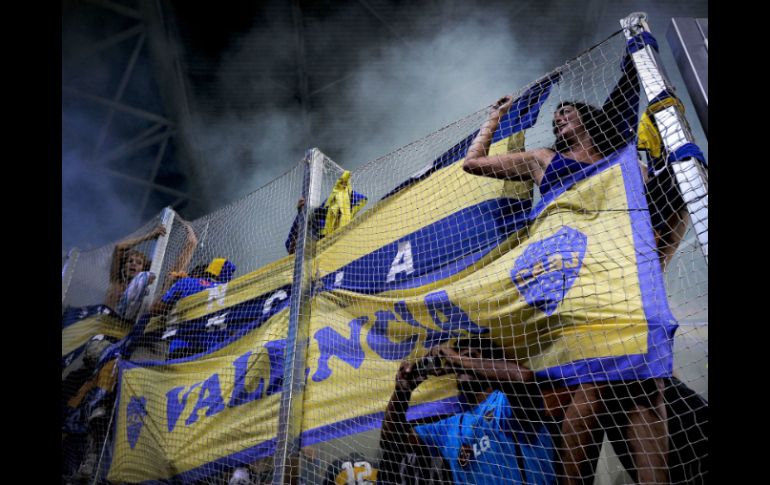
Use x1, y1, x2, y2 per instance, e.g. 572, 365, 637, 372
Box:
62, 27, 706, 485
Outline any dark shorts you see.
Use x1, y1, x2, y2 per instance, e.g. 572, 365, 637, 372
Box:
646, 167, 686, 234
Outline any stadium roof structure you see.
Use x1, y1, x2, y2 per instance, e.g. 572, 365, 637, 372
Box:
62, 0, 707, 250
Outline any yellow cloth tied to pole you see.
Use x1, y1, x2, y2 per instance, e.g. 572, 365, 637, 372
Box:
322, 170, 354, 238
637, 96, 685, 161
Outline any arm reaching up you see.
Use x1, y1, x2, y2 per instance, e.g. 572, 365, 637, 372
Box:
463, 95, 552, 184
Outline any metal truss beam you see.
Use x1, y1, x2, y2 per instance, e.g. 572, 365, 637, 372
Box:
65, 24, 144, 71
84, 0, 141, 19
62, 86, 173, 126
291, 0, 311, 138
137, 129, 171, 218
99, 167, 197, 202
94, 32, 148, 157
99, 128, 176, 164
357, 0, 407, 45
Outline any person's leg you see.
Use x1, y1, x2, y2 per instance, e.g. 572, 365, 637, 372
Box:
664, 377, 709, 484
70, 431, 99, 484
603, 405, 637, 482
622, 379, 669, 484
658, 208, 689, 270
557, 383, 606, 485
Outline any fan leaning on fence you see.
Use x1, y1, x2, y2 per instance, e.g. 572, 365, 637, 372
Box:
462, 95, 669, 484
63, 221, 198, 484
63, 222, 198, 394
103, 221, 197, 310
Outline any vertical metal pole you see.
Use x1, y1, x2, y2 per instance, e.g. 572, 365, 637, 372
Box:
621, 12, 708, 263
273, 148, 324, 485
62, 248, 79, 308
137, 207, 176, 318
667, 18, 708, 138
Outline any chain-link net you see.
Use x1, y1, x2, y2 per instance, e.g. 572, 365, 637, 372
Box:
292, 29, 707, 485
62, 23, 706, 485
62, 215, 163, 310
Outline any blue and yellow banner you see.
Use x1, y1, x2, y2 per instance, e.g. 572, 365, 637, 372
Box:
62, 306, 131, 368
107, 139, 675, 482
105, 50, 678, 479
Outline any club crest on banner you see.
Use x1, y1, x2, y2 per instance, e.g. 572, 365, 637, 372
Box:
126, 396, 147, 450
510, 226, 587, 315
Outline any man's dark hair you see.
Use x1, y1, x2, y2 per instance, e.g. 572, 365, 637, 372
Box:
554, 101, 625, 157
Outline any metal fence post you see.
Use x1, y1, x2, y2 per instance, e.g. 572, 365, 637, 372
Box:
621, 12, 708, 263
62, 248, 79, 308
667, 18, 708, 138
273, 148, 324, 484
137, 207, 176, 318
